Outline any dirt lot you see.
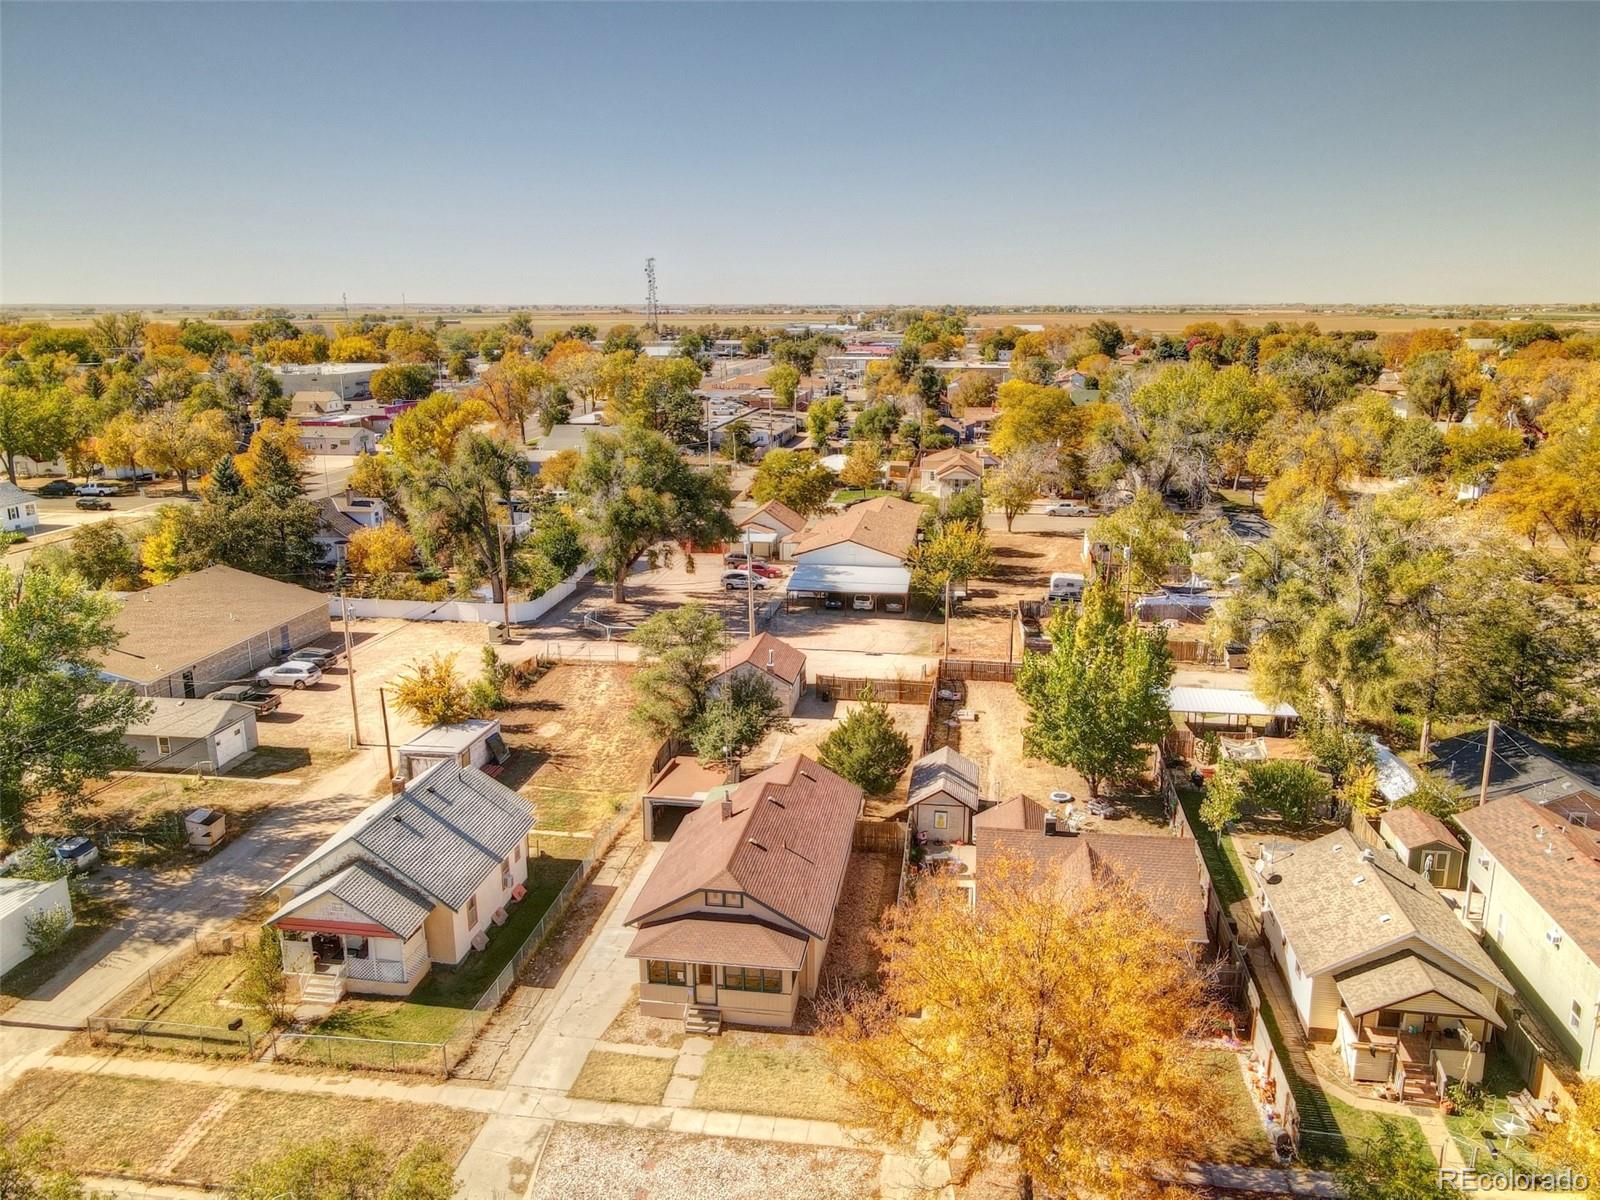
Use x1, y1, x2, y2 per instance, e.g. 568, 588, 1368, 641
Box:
949, 681, 1169, 832
255, 617, 490, 755
748, 693, 927, 817
496, 662, 660, 833
525, 1123, 880, 1200
819, 851, 900, 989
947, 514, 1094, 660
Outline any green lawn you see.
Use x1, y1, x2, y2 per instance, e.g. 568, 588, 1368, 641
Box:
693, 1037, 856, 1123
1196, 1050, 1276, 1166
523, 784, 625, 835
300, 846, 585, 1049
1177, 786, 1248, 907
1442, 1047, 1560, 1173
115, 951, 271, 1033
829, 488, 898, 505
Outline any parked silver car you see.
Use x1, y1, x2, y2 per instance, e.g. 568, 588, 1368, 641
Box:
256, 660, 323, 689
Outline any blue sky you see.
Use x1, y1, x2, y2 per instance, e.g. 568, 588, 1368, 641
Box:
2, 2, 1596, 305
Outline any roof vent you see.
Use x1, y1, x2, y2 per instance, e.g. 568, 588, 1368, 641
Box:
767, 649, 776, 669
720, 797, 733, 821
1359, 848, 1375, 863
1378, 914, 1392, 924
747, 838, 766, 851
1352, 875, 1366, 885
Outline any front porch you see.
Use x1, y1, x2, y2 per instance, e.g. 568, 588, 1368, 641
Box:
1334, 1001, 1497, 1105
279, 927, 430, 1002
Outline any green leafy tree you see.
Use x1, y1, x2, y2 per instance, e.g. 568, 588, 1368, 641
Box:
806, 395, 844, 448
628, 603, 729, 739
1016, 582, 1173, 800
690, 672, 793, 764
0, 376, 73, 484
767, 363, 801, 408
1336, 1123, 1462, 1200
228, 1138, 455, 1200
371, 363, 436, 403
568, 428, 736, 602
1, 566, 149, 841
1094, 488, 1190, 592
908, 519, 993, 611
750, 448, 835, 518
64, 522, 140, 589
838, 439, 883, 491
818, 686, 912, 797
238, 927, 291, 1029
0, 1127, 97, 1200
405, 431, 527, 603
1246, 759, 1330, 827
1199, 760, 1248, 832
466, 645, 513, 713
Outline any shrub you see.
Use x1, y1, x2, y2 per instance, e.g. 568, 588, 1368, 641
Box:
818, 685, 912, 797
24, 904, 72, 956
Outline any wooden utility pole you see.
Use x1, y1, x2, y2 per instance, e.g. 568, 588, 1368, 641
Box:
378, 686, 394, 779
943, 577, 952, 658
338, 596, 361, 747
746, 531, 756, 638
497, 523, 511, 631
1478, 720, 1497, 807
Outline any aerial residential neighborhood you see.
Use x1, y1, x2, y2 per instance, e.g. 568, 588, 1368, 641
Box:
1, 3, 1597, 1200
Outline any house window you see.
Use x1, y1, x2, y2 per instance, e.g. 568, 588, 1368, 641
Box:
647, 960, 687, 986
501, 857, 512, 890
513, 844, 522, 862
467, 897, 479, 928
1572, 1001, 1584, 1032
722, 967, 784, 994
346, 936, 369, 960
706, 891, 743, 908
933, 811, 949, 830
5, 507, 17, 521
157, 737, 172, 756
1374, 1009, 1404, 1031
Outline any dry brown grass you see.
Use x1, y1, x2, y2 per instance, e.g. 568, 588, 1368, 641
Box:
567, 1048, 675, 1105
175, 1089, 484, 1185
600, 986, 686, 1050
498, 662, 659, 833
1, 1070, 221, 1176
819, 851, 898, 989
692, 1034, 856, 1123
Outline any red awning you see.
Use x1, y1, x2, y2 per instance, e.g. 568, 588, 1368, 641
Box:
273, 917, 393, 938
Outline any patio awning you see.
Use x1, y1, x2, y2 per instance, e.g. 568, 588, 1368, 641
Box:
1166, 685, 1298, 720
626, 916, 807, 971
1334, 955, 1504, 1028
786, 563, 911, 596
267, 862, 432, 940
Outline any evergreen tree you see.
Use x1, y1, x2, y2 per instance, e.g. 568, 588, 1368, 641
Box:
207, 452, 246, 500
818, 685, 913, 797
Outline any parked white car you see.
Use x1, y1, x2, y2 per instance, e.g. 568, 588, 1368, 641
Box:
256, 660, 323, 689
74, 482, 119, 497
722, 572, 770, 591
1043, 501, 1094, 517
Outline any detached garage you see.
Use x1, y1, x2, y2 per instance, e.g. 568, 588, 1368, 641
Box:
123, 697, 259, 773
0, 877, 74, 975
642, 756, 734, 841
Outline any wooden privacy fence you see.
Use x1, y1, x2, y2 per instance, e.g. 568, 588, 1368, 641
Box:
813, 674, 933, 705
852, 819, 908, 854
940, 658, 1017, 683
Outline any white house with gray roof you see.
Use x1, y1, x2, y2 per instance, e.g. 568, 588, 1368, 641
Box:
265, 761, 534, 1001
1255, 829, 1511, 1102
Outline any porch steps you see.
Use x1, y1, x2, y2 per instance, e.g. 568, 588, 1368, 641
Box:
1399, 1062, 1437, 1103
685, 1006, 722, 1036
300, 973, 345, 1005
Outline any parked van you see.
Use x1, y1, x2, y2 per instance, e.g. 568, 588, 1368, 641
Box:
1047, 572, 1085, 603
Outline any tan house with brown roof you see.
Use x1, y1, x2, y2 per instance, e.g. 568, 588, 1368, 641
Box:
1455, 793, 1600, 1076
97, 565, 330, 699
737, 500, 807, 560
786, 495, 921, 614
915, 447, 985, 499
1256, 829, 1512, 1099
708, 632, 806, 715
1379, 806, 1466, 890
624, 754, 863, 1031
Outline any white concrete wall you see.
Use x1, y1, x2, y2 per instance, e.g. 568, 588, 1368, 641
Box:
0, 877, 73, 975
334, 564, 591, 624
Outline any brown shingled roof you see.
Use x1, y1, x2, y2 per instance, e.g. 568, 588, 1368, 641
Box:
1380, 806, 1463, 854
793, 496, 921, 561
741, 500, 807, 535
1455, 793, 1600, 964
625, 755, 863, 940
712, 632, 807, 687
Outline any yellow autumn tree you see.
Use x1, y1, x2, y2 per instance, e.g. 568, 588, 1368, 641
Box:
1544, 1080, 1600, 1180
824, 857, 1223, 1200
140, 507, 186, 585
387, 392, 494, 472
346, 521, 416, 576
236, 419, 310, 488
390, 653, 481, 726
329, 334, 383, 363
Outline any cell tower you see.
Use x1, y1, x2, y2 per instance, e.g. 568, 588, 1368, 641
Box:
644, 257, 659, 334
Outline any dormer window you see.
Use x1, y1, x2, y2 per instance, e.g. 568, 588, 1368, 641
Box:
706, 890, 743, 908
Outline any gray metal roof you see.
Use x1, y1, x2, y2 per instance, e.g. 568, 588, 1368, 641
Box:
125, 697, 254, 740
909, 746, 983, 811
271, 861, 432, 938
272, 763, 534, 912
785, 563, 911, 596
